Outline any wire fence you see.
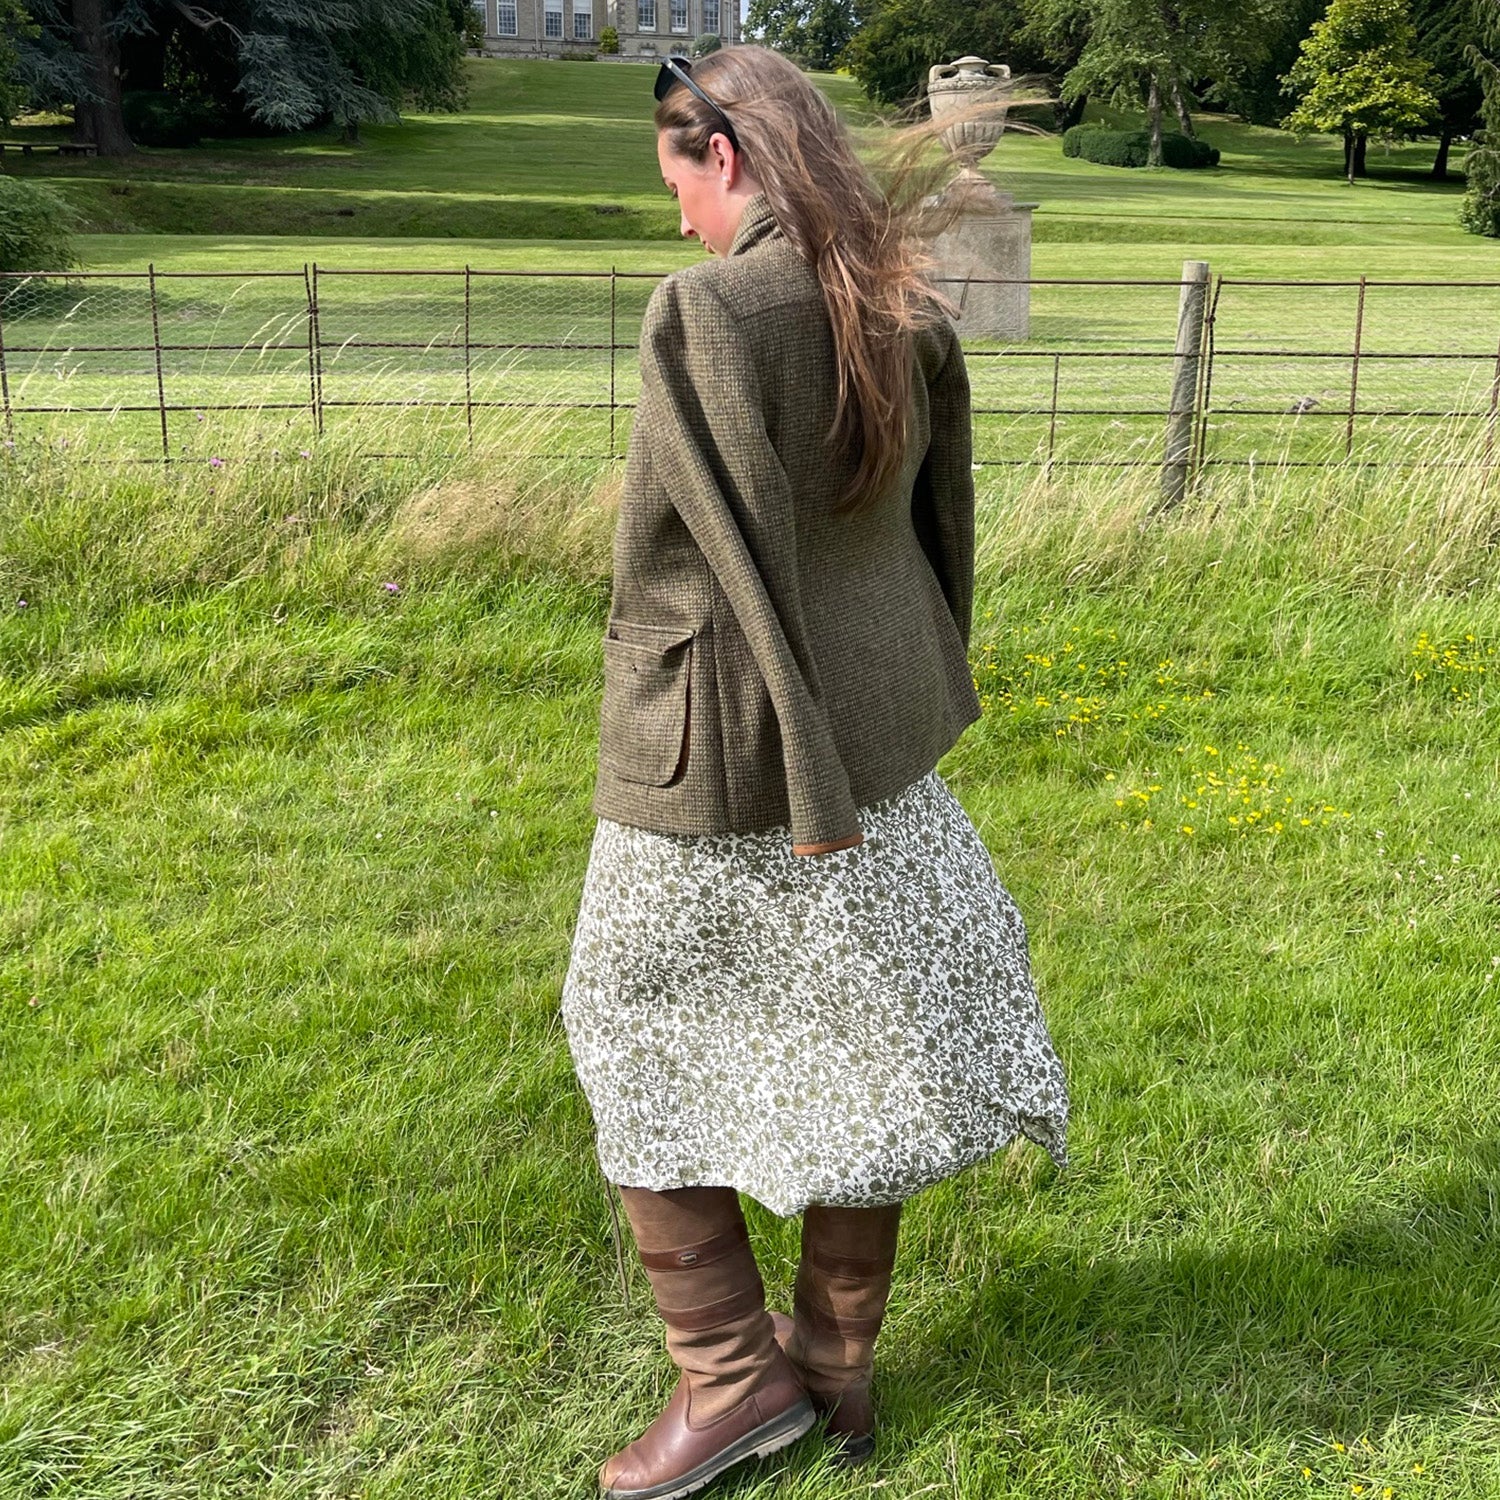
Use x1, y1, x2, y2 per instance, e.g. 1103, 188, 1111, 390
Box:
1, 265, 1498, 487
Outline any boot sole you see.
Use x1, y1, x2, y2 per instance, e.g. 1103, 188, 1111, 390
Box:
600, 1397, 817, 1500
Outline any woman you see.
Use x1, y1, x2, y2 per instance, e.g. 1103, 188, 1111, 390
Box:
561, 46, 1068, 1500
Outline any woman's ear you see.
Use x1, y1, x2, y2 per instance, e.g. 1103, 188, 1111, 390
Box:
710, 132, 735, 185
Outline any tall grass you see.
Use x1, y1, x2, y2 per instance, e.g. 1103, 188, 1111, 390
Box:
977, 422, 1500, 601
6, 405, 1498, 609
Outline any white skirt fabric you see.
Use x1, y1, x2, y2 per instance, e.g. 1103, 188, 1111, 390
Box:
560, 770, 1068, 1216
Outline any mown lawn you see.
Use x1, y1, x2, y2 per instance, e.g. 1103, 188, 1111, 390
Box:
4, 57, 1493, 279
2, 442, 1497, 1497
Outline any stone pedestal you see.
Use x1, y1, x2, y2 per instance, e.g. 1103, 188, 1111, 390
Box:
928, 173, 1036, 341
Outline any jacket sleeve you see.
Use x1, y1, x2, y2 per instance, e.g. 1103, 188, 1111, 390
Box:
636, 273, 861, 852
910, 322, 976, 648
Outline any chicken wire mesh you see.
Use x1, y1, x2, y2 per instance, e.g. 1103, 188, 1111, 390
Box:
0, 266, 1495, 477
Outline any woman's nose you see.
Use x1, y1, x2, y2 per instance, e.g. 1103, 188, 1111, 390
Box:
680, 209, 696, 239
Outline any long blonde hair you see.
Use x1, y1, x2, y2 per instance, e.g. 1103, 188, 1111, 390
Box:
655, 46, 960, 514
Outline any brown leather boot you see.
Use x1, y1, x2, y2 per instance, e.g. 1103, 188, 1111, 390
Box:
775, 1202, 902, 1465
601, 1186, 815, 1500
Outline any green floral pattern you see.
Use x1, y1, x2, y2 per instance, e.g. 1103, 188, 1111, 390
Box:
561, 772, 1068, 1216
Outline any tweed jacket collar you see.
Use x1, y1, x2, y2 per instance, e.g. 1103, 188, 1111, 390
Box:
728, 192, 781, 257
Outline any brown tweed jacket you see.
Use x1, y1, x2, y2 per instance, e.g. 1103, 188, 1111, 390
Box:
592, 191, 981, 850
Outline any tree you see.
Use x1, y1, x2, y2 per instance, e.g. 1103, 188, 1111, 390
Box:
1015, 0, 1092, 126
1280, 0, 1439, 184
1200, 0, 1322, 125
1460, 0, 1499, 234
1410, 0, 1484, 179
8, 0, 468, 156
1061, 0, 1279, 165
745, 0, 804, 53
0, 0, 41, 122
801, 0, 860, 69
843, 0, 1056, 107
746, 0, 859, 70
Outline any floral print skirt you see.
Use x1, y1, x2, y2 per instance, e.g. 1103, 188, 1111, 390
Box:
560, 770, 1068, 1216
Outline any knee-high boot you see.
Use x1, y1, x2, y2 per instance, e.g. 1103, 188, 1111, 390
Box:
600, 1186, 815, 1500
775, 1202, 902, 1465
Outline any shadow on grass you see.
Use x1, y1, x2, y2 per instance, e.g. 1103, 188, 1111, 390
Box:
899, 1142, 1500, 1446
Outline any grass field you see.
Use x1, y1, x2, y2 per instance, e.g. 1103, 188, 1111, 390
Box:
3, 427, 1499, 1497
2, 57, 1494, 281
3, 47, 1499, 1500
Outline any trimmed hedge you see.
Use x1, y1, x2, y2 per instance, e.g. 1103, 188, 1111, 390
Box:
0, 177, 77, 272
1063, 124, 1220, 169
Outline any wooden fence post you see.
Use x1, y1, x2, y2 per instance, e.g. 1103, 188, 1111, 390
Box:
1159, 259, 1211, 509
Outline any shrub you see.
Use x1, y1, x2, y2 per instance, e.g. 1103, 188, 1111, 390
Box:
1063, 123, 1219, 169
121, 91, 220, 148
1161, 132, 1221, 169
599, 25, 619, 52
0, 177, 77, 272
692, 33, 721, 56
558, 49, 596, 60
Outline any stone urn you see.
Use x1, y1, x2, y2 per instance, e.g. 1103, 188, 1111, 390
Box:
923, 56, 1034, 340
927, 56, 1012, 173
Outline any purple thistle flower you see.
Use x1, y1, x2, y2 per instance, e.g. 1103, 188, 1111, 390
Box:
209, 456, 224, 469
382, 581, 401, 594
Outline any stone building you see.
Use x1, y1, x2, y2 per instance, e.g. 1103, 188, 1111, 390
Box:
475, 0, 738, 58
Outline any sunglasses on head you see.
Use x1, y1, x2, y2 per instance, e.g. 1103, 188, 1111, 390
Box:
653, 54, 741, 153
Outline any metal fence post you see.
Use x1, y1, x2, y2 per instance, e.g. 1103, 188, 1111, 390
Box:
147, 263, 170, 461
1047, 351, 1061, 468
608, 267, 618, 459
309, 262, 325, 436
1345, 275, 1367, 460
1193, 274, 1223, 476
0, 283, 13, 444
1159, 259, 1210, 509
302, 263, 318, 435
1485, 331, 1500, 478
464, 266, 474, 449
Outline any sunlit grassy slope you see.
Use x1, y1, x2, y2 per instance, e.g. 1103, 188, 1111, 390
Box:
2, 57, 1492, 278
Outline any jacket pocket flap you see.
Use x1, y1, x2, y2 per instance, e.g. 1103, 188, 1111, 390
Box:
599, 623, 694, 788
604, 619, 695, 656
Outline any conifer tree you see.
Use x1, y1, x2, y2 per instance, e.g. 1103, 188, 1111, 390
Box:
6, 0, 466, 155
1460, 0, 1500, 233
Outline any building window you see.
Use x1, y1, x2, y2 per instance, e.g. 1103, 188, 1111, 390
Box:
496, 0, 517, 32
573, 0, 592, 37
637, 0, 655, 29
544, 0, 563, 37
701, 0, 718, 31
670, 0, 688, 31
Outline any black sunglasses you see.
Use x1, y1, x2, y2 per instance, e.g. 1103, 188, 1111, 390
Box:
653, 55, 741, 152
